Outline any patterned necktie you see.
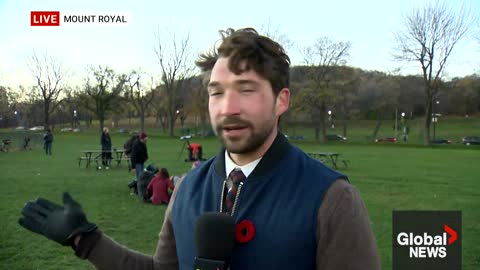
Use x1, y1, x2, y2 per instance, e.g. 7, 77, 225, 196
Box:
224, 168, 246, 214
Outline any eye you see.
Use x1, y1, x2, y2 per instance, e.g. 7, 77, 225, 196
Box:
208, 88, 223, 96
240, 89, 255, 93
209, 91, 222, 97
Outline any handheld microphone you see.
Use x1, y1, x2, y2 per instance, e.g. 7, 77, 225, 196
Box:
194, 212, 235, 270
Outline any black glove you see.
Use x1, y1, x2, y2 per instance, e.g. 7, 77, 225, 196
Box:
19, 192, 97, 246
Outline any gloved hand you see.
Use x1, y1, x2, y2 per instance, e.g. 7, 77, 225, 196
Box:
19, 192, 97, 246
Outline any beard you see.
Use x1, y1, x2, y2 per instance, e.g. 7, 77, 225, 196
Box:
214, 115, 276, 154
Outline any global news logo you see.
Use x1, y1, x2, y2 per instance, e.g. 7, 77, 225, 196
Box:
396, 224, 457, 258
392, 211, 461, 270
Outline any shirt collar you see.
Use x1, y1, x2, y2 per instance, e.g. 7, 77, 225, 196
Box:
224, 151, 262, 178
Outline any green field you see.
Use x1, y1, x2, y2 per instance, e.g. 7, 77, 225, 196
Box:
0, 119, 479, 269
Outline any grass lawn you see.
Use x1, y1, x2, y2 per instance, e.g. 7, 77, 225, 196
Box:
0, 130, 479, 269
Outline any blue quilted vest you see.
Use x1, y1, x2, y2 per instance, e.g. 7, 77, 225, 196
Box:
171, 133, 346, 270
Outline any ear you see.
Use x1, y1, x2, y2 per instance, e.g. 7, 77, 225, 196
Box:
275, 88, 290, 116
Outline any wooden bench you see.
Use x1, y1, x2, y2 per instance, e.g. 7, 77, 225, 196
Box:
308, 152, 350, 170
112, 157, 131, 170
78, 157, 93, 167
95, 157, 131, 170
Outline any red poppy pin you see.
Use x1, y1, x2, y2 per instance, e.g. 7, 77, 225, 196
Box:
235, 219, 255, 243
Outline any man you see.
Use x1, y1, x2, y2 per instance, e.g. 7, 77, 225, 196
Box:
43, 128, 53, 155
19, 28, 380, 269
100, 127, 112, 169
131, 131, 149, 181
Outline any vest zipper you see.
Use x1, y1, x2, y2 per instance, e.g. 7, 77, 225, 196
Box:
219, 180, 245, 216
220, 180, 227, 213
231, 182, 244, 216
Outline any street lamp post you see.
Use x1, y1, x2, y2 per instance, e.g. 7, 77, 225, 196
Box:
73, 110, 77, 128
14, 110, 18, 127
327, 110, 332, 128
401, 112, 406, 142
394, 108, 398, 139
59, 105, 63, 127
433, 100, 440, 141
327, 110, 334, 128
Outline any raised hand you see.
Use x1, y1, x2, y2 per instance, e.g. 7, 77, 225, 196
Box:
19, 192, 97, 246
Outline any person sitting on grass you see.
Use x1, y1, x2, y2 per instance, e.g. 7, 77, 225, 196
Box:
138, 164, 159, 201
186, 141, 203, 161
127, 164, 158, 197
146, 168, 174, 205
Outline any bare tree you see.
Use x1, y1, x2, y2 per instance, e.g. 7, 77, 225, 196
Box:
334, 67, 360, 139
357, 72, 401, 142
448, 75, 480, 115
29, 51, 68, 129
126, 70, 155, 132
0, 86, 17, 127
259, 19, 295, 53
17, 85, 43, 128
153, 28, 196, 137
152, 85, 169, 133
80, 66, 126, 132
393, 1, 475, 144
187, 77, 209, 136
299, 37, 351, 142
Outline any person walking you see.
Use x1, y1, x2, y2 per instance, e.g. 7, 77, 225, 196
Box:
43, 128, 53, 155
131, 131, 148, 181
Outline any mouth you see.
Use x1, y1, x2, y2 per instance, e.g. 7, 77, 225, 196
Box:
222, 125, 249, 137
223, 125, 248, 131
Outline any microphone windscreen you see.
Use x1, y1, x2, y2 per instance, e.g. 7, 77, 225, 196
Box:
195, 212, 235, 260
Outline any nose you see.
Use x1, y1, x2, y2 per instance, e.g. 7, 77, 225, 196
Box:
219, 90, 241, 116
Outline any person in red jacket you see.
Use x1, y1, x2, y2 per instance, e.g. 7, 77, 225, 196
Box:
146, 168, 174, 205
186, 142, 203, 161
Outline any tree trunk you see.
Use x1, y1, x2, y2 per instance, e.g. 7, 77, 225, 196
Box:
99, 117, 105, 133
44, 102, 50, 129
180, 116, 186, 128
371, 111, 383, 142
314, 126, 320, 142
320, 102, 327, 143
343, 104, 350, 138
168, 112, 175, 137
312, 110, 320, 142
140, 109, 145, 132
424, 98, 432, 145
157, 112, 168, 133
201, 114, 208, 137
128, 111, 132, 129
112, 115, 119, 128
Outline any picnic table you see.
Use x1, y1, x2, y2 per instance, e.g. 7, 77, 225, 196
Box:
307, 151, 349, 170
78, 149, 130, 169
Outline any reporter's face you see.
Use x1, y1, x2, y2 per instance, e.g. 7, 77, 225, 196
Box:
208, 57, 288, 154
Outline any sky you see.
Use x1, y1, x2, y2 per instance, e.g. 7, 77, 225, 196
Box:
0, 0, 479, 89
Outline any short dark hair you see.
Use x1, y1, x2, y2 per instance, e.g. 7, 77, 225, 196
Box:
196, 28, 290, 96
